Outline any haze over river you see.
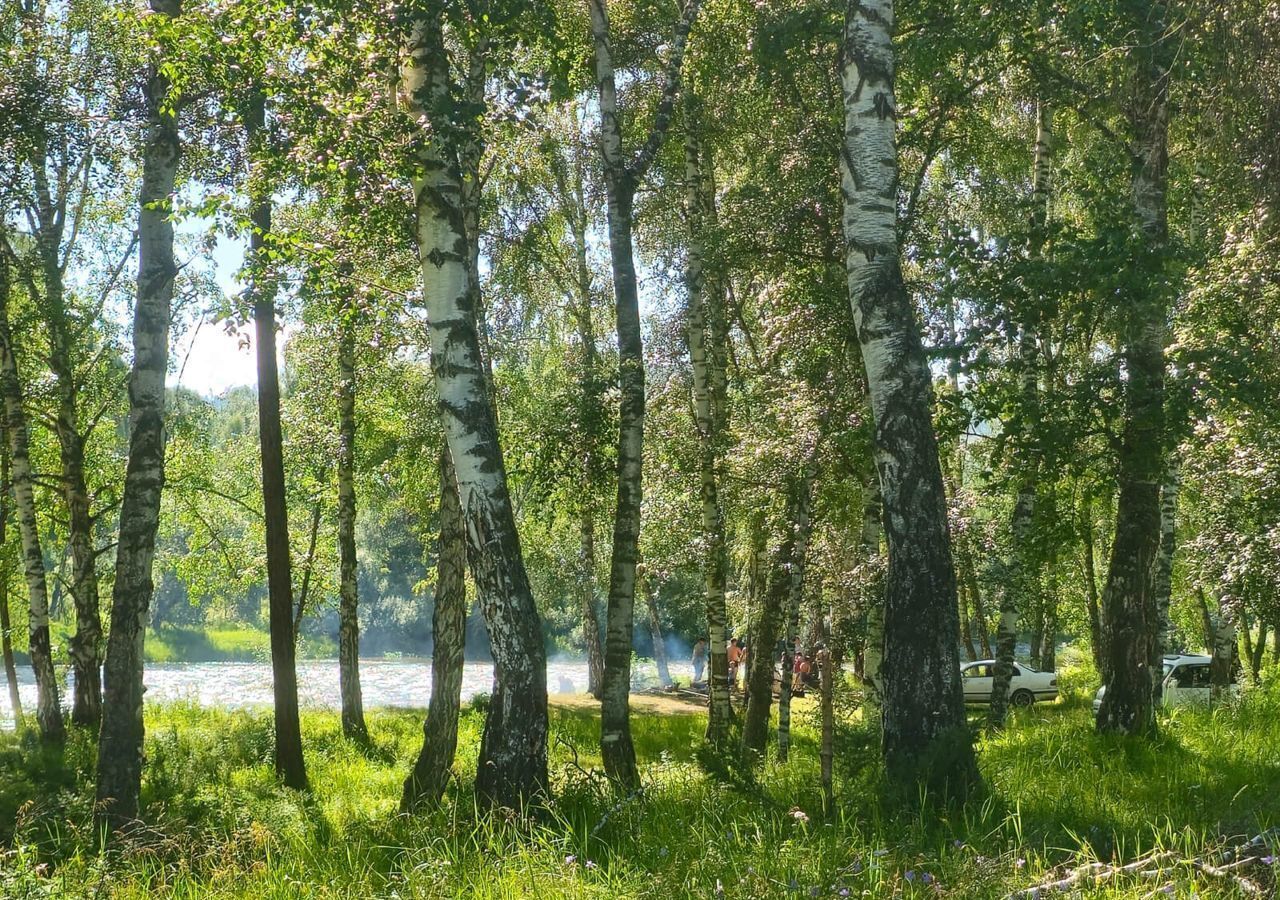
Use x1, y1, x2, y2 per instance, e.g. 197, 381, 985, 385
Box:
0, 658, 696, 728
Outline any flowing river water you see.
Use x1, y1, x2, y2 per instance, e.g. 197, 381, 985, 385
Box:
0, 658, 696, 729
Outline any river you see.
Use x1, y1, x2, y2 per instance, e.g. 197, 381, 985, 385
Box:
0, 657, 695, 728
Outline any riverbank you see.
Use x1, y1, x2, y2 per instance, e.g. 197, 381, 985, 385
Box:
2, 685, 1279, 897
10, 625, 338, 667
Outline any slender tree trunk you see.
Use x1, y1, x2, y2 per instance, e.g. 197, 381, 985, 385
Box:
18, 75, 105, 730
643, 574, 672, 687
1097, 0, 1172, 736
1209, 591, 1237, 701
404, 13, 548, 807
959, 546, 992, 658
959, 579, 978, 662
336, 312, 366, 741
44, 310, 102, 727
683, 113, 732, 746
291, 500, 323, 644
402, 447, 468, 811
0, 244, 62, 742
743, 506, 792, 756
1250, 619, 1268, 681
246, 92, 307, 791
1196, 586, 1214, 651
1028, 607, 1045, 672
1150, 458, 1178, 702
558, 154, 607, 701
1, 434, 23, 723
818, 646, 834, 814
1081, 494, 1106, 675
991, 101, 1053, 727
776, 471, 813, 762
588, 0, 698, 788
840, 0, 975, 790
1041, 563, 1059, 671
58, 417, 101, 726
96, 2, 180, 826
1241, 610, 1256, 682
580, 507, 604, 698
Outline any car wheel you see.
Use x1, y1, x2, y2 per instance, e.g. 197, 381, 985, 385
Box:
1011, 690, 1034, 708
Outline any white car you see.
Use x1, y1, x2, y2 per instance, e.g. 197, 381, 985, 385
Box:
1092, 654, 1240, 714
961, 659, 1058, 706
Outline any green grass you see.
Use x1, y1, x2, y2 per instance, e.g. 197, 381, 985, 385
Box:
2, 676, 1279, 898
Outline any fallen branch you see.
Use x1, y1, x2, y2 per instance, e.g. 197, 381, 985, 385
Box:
1005, 852, 1175, 898
1006, 827, 1280, 900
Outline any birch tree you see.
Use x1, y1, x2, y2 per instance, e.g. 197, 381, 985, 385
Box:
990, 101, 1053, 727
839, 0, 975, 789
683, 107, 733, 746
335, 302, 367, 741
402, 5, 548, 807
0, 233, 62, 741
401, 447, 468, 810
0, 434, 20, 724
587, 0, 699, 787
96, 0, 183, 829
1096, 0, 1173, 736
775, 471, 813, 762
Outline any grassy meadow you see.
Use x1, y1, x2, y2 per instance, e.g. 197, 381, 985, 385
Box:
1, 660, 1278, 898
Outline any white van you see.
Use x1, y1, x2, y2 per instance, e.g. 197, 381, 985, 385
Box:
1092, 654, 1240, 714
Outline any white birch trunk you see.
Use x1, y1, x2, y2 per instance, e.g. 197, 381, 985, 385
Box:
776, 471, 814, 762
403, 12, 548, 807
840, 0, 974, 788
336, 310, 367, 741
683, 111, 733, 746
1096, 0, 1172, 736
1151, 457, 1178, 703
588, 0, 699, 787
1210, 592, 1237, 703
0, 254, 62, 741
96, 0, 182, 829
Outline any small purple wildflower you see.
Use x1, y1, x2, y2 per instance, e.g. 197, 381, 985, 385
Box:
564, 855, 576, 866
904, 870, 916, 882
1262, 855, 1277, 865
922, 873, 934, 885
809, 887, 821, 898
584, 860, 598, 871
789, 877, 800, 892
838, 889, 851, 898
850, 860, 864, 875
659, 847, 669, 858
953, 839, 965, 849
1015, 857, 1027, 869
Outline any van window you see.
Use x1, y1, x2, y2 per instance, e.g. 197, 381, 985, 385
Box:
1172, 665, 1211, 688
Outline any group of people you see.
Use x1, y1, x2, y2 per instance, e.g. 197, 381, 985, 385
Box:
689, 635, 822, 695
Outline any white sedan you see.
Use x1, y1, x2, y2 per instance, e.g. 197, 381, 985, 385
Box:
1092, 654, 1239, 714
961, 659, 1058, 706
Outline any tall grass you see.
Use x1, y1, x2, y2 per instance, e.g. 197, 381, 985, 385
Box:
2, 680, 1278, 898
